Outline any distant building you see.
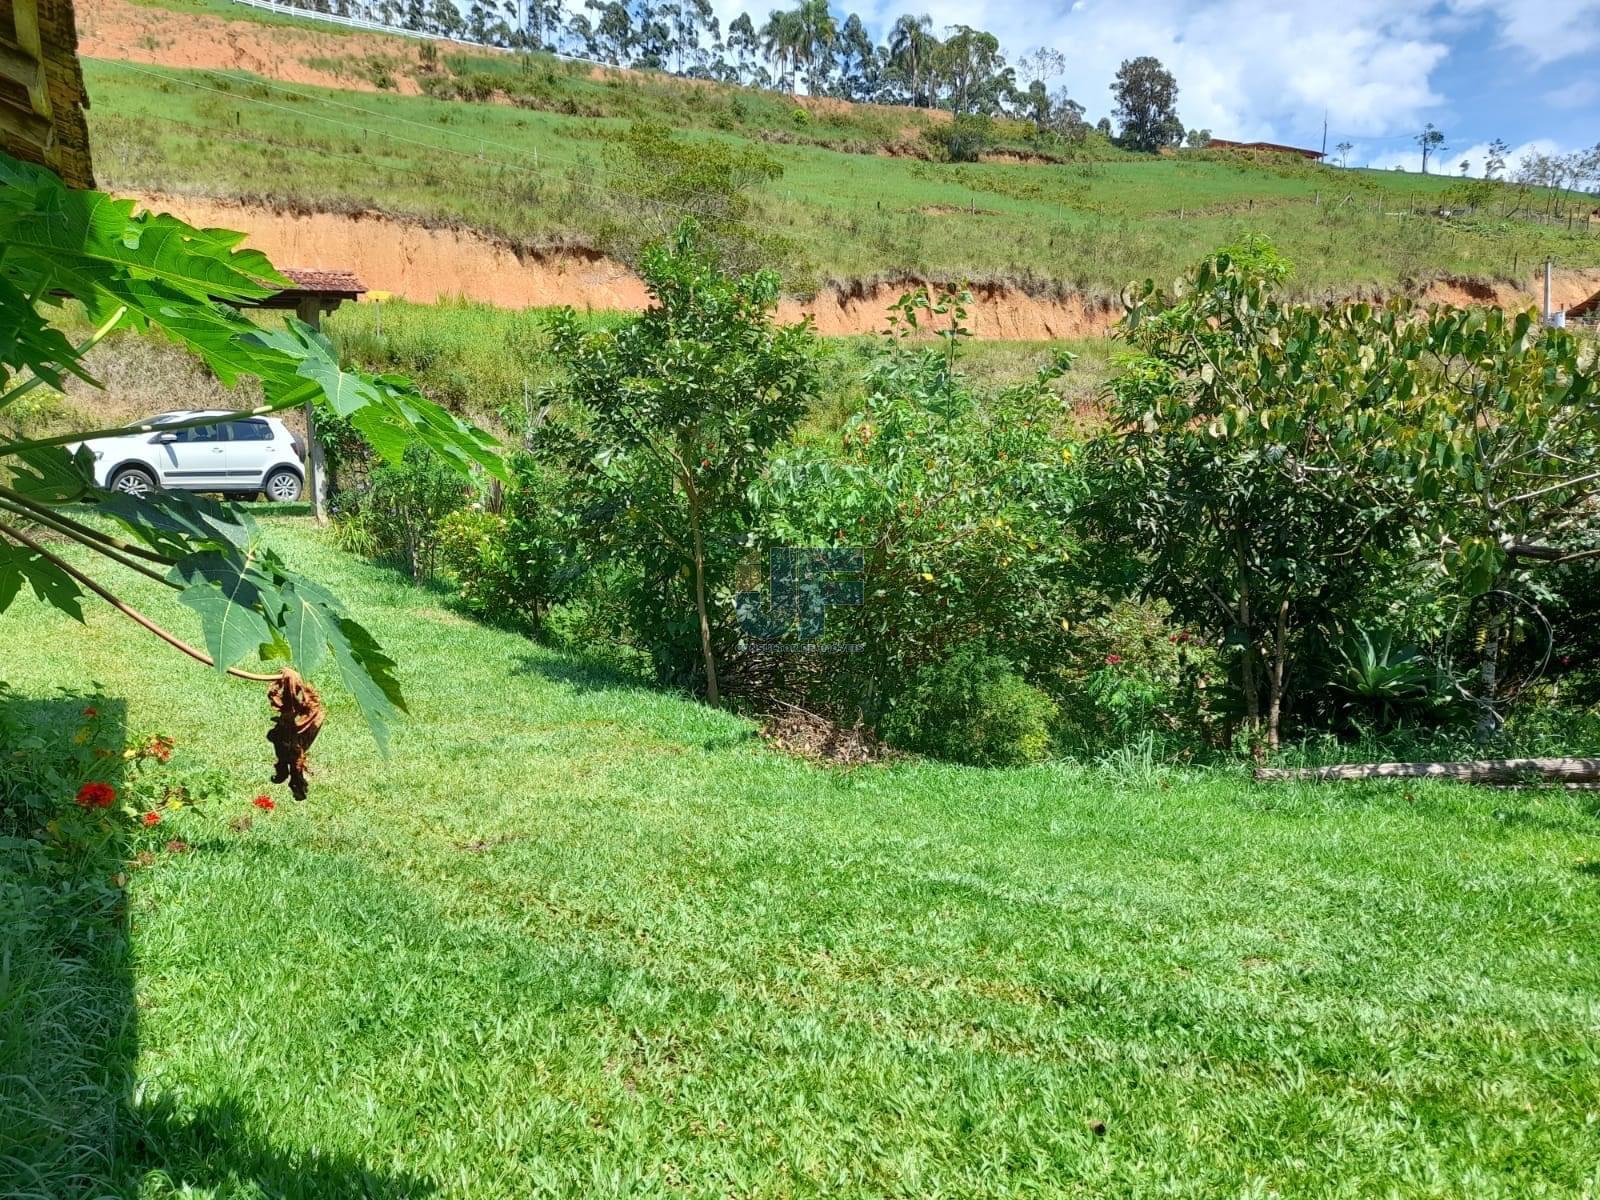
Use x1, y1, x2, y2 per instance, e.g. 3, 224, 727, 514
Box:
1207, 139, 1325, 161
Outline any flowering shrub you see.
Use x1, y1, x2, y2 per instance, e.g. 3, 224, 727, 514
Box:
1053, 598, 1226, 756
0, 685, 204, 875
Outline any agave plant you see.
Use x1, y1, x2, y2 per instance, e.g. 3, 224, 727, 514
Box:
1329, 627, 1442, 727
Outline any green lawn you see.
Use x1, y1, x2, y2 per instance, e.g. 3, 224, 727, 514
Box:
4, 517, 1600, 1197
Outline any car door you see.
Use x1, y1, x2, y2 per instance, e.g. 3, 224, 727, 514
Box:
224, 419, 275, 488
154, 422, 230, 489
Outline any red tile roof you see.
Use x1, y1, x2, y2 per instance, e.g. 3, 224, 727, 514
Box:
279, 267, 367, 296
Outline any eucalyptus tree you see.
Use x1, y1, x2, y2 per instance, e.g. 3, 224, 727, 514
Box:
725, 12, 760, 82
937, 25, 1006, 115
1415, 122, 1446, 174
830, 12, 878, 99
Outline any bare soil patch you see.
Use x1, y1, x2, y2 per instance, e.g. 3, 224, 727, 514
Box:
79, 0, 431, 92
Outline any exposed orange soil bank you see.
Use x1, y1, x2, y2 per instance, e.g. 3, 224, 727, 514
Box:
79, 0, 432, 93
130, 192, 1119, 338
132, 192, 1600, 339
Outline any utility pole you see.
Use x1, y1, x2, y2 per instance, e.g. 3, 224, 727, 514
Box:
1320, 110, 1327, 161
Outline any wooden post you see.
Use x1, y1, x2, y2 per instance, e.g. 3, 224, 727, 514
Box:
295, 296, 330, 524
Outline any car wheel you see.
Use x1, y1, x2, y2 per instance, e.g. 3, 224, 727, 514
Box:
109, 466, 157, 498
264, 469, 303, 502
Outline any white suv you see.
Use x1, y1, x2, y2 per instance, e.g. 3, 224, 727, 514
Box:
75, 411, 306, 501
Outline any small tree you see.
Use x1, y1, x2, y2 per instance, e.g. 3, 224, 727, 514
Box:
1485, 138, 1509, 180
1335, 140, 1353, 168
540, 222, 817, 703
1099, 240, 1417, 749
1110, 56, 1181, 153
1415, 122, 1446, 174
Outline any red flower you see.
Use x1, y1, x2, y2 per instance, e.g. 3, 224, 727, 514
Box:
82, 706, 98, 718
253, 795, 276, 812
1105, 653, 1123, 666
142, 811, 161, 827
76, 782, 116, 809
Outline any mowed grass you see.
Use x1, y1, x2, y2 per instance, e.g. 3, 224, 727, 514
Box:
80, 54, 1600, 296
4, 518, 1600, 1197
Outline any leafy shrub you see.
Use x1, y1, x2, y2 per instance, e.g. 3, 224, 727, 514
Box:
881, 643, 1058, 766
437, 508, 517, 621
759, 290, 1083, 723
921, 114, 993, 163
434, 455, 572, 630
344, 445, 471, 580
1053, 599, 1225, 754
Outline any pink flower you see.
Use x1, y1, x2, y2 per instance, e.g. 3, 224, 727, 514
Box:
142, 811, 161, 827
1105, 653, 1123, 666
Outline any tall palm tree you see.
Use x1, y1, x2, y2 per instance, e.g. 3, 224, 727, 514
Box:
887, 13, 934, 107
759, 9, 801, 91
791, 0, 836, 95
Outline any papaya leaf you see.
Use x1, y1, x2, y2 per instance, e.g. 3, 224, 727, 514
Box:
0, 276, 95, 396
0, 544, 22, 612
8, 446, 96, 503
0, 544, 85, 622
274, 580, 337, 676
171, 546, 282, 672
99, 489, 255, 555
326, 614, 406, 752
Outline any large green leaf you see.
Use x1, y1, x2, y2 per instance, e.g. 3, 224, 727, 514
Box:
172, 547, 282, 671
0, 543, 84, 622
326, 615, 406, 751
100, 490, 256, 556
8, 446, 96, 503
0, 277, 95, 396
274, 580, 336, 676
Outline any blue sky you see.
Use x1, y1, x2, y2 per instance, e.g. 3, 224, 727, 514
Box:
707, 0, 1598, 174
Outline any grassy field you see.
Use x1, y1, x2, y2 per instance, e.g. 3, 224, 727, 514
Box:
4, 516, 1600, 1197
81, 47, 1600, 296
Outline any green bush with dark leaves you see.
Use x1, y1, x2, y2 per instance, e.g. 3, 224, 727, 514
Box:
880, 643, 1058, 766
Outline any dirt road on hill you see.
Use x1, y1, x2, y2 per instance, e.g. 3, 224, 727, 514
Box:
128, 192, 1600, 339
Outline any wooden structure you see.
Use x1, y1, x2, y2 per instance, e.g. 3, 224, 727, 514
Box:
0, 0, 93, 186
1208, 139, 1325, 161
250, 267, 368, 522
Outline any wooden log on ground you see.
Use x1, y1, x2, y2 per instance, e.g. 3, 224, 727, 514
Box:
1254, 757, 1600, 784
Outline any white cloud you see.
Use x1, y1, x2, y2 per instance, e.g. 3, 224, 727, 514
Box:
1545, 79, 1599, 110
1447, 0, 1600, 66
706, 0, 1454, 141
1364, 136, 1566, 177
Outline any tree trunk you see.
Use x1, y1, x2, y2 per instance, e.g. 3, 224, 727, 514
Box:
1256, 757, 1600, 784
1476, 593, 1503, 742
685, 480, 719, 706
1234, 532, 1260, 733
1266, 597, 1289, 751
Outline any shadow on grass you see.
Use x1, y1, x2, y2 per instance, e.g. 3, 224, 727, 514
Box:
0, 689, 432, 1199
511, 649, 654, 695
